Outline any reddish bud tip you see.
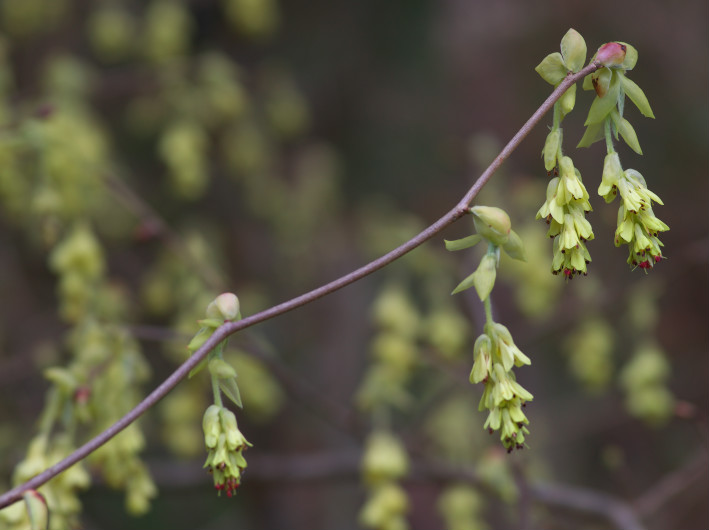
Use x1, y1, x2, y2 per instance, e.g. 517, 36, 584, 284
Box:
596, 42, 627, 67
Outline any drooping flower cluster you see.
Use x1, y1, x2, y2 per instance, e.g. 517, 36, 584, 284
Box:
535, 31, 667, 275
599, 154, 668, 270
202, 404, 252, 496
535, 30, 596, 278
578, 40, 668, 271
470, 323, 533, 452
536, 155, 594, 277
447, 206, 532, 451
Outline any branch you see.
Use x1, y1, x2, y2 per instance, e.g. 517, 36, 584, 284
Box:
149, 450, 644, 530
0, 61, 601, 509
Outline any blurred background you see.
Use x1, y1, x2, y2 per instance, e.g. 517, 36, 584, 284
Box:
0, 0, 707, 529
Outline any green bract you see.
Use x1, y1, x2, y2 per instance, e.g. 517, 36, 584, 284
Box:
536, 28, 587, 84
448, 205, 525, 296
560, 29, 587, 72
471, 205, 511, 246
535, 52, 567, 85
579, 41, 653, 154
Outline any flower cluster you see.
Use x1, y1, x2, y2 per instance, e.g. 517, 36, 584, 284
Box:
534, 30, 597, 278
470, 323, 533, 452
446, 206, 532, 451
578, 40, 668, 271
600, 155, 668, 269
202, 404, 252, 496
536, 155, 594, 277
536, 31, 667, 275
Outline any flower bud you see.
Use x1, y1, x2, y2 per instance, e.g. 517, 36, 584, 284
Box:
470, 206, 511, 246
595, 42, 626, 67
206, 293, 240, 321
599, 152, 622, 201
470, 334, 492, 384
202, 405, 222, 448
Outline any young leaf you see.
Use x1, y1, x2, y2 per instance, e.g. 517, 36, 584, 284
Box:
535, 52, 567, 85
611, 110, 643, 154
582, 73, 594, 91
543, 128, 562, 172
584, 74, 620, 125
219, 378, 243, 408
197, 318, 227, 329
187, 327, 213, 352
559, 83, 576, 116
451, 270, 476, 295
188, 357, 209, 379
471, 254, 497, 301
445, 234, 481, 251
617, 42, 638, 71
560, 28, 586, 73
620, 75, 655, 118
502, 230, 526, 261
577, 122, 603, 148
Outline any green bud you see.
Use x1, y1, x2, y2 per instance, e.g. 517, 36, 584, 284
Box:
470, 334, 492, 384
202, 405, 222, 448
219, 407, 251, 450
599, 152, 622, 201
206, 293, 240, 321
560, 28, 587, 72
471, 206, 511, 246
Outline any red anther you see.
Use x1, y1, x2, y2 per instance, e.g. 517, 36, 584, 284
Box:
654, 255, 662, 262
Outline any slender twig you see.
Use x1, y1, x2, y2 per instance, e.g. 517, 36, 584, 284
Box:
530, 481, 646, 530
0, 61, 601, 510
633, 450, 708, 518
